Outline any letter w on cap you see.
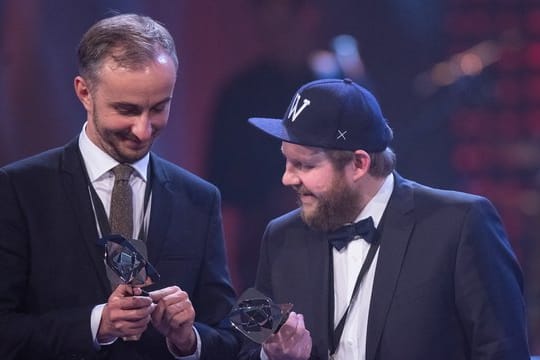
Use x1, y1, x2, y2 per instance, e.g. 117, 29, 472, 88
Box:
288, 93, 311, 122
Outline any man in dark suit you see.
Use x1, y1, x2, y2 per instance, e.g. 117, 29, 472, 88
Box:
0, 14, 239, 359
238, 78, 530, 359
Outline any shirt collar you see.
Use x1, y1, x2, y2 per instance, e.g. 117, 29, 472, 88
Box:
78, 122, 149, 182
355, 173, 394, 228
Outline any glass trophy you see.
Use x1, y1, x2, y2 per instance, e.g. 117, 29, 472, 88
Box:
100, 234, 160, 340
229, 287, 293, 344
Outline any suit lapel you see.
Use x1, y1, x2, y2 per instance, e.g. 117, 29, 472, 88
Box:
145, 155, 173, 265
304, 228, 331, 357
60, 147, 173, 295
60, 138, 110, 296
365, 173, 415, 360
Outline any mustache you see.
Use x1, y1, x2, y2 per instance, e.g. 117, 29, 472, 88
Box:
116, 130, 144, 143
293, 186, 312, 196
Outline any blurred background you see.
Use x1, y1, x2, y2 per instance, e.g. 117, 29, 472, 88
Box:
1, 0, 539, 353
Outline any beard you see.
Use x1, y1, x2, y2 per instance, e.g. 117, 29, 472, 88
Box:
298, 174, 362, 233
91, 110, 152, 163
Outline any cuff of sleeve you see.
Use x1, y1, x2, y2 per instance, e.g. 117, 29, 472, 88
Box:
260, 346, 270, 360
167, 326, 201, 359
91, 304, 118, 348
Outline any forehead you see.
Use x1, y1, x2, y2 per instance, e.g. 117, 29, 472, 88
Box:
91, 56, 176, 98
98, 52, 175, 74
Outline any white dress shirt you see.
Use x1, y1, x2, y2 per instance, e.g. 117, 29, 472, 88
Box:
78, 124, 150, 239
332, 173, 394, 360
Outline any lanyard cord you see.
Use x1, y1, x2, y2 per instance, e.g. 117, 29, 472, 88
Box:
328, 228, 381, 355
79, 153, 152, 241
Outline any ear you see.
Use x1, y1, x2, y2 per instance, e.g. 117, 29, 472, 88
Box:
74, 76, 93, 112
351, 150, 371, 181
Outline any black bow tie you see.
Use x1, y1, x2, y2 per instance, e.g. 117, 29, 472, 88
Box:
327, 217, 376, 251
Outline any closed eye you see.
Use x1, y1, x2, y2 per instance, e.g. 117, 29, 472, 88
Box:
150, 104, 166, 114
150, 98, 171, 114
113, 103, 142, 116
290, 160, 315, 171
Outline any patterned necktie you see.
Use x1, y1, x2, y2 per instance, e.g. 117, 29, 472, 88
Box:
327, 216, 376, 250
109, 164, 134, 239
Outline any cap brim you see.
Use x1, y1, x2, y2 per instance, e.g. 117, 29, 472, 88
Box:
248, 117, 292, 142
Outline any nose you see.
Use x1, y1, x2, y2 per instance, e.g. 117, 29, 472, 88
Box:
282, 162, 300, 186
131, 114, 153, 142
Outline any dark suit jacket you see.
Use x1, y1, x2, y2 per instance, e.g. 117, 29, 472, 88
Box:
239, 173, 529, 360
0, 138, 240, 359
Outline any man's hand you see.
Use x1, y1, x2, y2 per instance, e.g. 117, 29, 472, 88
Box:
97, 285, 154, 343
262, 312, 312, 360
150, 286, 197, 356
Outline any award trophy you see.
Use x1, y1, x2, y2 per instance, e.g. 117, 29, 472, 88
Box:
229, 287, 293, 344
100, 234, 160, 340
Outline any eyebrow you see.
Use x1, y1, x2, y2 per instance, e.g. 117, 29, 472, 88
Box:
110, 96, 173, 110
151, 97, 173, 108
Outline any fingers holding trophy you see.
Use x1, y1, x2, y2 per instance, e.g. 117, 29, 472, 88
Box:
101, 234, 160, 341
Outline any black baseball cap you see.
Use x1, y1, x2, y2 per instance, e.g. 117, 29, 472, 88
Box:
248, 78, 393, 152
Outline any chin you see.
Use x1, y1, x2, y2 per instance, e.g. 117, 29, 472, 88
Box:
300, 206, 317, 222
299, 203, 311, 215
120, 147, 150, 162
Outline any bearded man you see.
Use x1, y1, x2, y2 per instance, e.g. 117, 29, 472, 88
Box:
237, 78, 529, 360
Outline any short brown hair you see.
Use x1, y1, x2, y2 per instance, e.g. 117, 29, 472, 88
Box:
77, 13, 178, 85
326, 148, 396, 178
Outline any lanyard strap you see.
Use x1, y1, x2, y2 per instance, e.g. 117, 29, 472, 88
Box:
328, 229, 381, 355
80, 154, 152, 241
